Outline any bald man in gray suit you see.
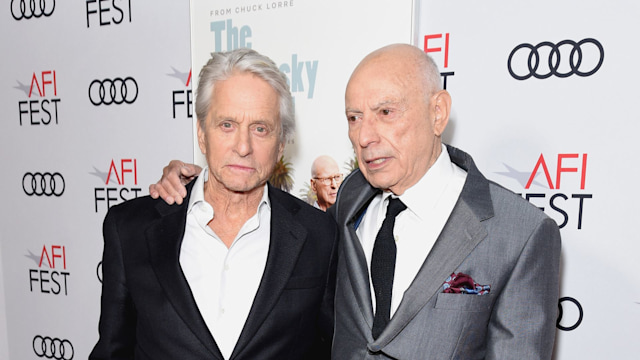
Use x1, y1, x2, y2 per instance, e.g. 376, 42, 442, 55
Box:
331, 44, 560, 359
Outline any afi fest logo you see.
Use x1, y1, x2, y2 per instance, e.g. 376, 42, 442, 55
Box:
92, 158, 142, 212
27, 244, 70, 296
210, 19, 319, 100
496, 153, 592, 229
169, 67, 192, 119
16, 70, 61, 126
85, 0, 131, 27
424, 33, 455, 90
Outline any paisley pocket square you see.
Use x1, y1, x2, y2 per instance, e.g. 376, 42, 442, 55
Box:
442, 272, 490, 295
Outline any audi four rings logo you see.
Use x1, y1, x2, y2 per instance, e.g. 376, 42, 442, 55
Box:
33, 335, 74, 360
22, 172, 65, 197
88, 77, 139, 106
97, 261, 103, 283
11, 0, 55, 20
508, 38, 604, 80
556, 297, 583, 331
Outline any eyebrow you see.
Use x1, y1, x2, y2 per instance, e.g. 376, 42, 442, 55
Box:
346, 99, 399, 113
370, 99, 399, 110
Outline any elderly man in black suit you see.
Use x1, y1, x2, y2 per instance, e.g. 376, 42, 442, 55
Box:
90, 48, 337, 360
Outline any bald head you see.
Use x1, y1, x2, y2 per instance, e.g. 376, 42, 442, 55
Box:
310, 155, 342, 211
350, 44, 443, 101
311, 155, 339, 178
345, 43, 451, 195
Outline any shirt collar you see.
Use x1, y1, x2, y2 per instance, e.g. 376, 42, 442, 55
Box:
392, 144, 463, 220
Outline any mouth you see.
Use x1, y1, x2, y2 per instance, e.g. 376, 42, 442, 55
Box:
364, 157, 389, 169
227, 164, 255, 172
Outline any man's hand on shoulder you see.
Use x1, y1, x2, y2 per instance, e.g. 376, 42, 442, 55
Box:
149, 160, 201, 205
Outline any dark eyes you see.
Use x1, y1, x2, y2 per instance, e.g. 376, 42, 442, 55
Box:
347, 108, 392, 123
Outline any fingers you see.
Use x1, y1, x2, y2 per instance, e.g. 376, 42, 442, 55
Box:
150, 181, 177, 205
149, 183, 161, 200
180, 163, 202, 179
149, 160, 195, 205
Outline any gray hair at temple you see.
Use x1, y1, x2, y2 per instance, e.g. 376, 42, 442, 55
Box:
420, 52, 443, 99
195, 48, 295, 143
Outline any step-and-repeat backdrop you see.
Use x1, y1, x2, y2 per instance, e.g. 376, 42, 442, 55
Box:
1, 0, 638, 359
0, 1, 194, 359
415, 1, 639, 358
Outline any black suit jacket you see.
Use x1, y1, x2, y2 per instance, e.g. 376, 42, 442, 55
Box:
90, 182, 338, 360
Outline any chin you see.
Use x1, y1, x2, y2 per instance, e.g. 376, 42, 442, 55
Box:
363, 175, 389, 190
223, 181, 261, 193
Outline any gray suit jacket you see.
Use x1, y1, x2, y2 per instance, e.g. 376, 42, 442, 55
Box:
331, 145, 561, 359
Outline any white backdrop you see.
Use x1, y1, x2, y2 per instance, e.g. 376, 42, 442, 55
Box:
416, 1, 640, 358
1, 0, 638, 359
0, 1, 193, 358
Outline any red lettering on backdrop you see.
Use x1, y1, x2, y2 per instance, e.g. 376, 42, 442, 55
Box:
39, 245, 66, 269
424, 33, 450, 68
526, 153, 588, 190
106, 159, 138, 185
28, 71, 57, 97
106, 159, 122, 185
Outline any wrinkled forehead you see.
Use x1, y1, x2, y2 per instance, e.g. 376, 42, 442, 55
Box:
347, 56, 424, 99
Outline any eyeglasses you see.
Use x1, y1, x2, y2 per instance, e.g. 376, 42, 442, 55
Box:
313, 174, 344, 185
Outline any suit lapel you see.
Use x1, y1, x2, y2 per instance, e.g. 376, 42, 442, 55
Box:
335, 170, 379, 327
371, 146, 496, 348
372, 201, 488, 347
146, 186, 224, 360
231, 187, 308, 359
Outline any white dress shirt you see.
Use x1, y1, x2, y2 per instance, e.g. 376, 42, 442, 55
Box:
180, 168, 271, 359
356, 145, 467, 316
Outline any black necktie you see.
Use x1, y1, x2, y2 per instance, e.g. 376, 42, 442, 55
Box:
371, 197, 407, 339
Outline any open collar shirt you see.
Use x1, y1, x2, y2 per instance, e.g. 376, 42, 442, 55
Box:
180, 168, 271, 359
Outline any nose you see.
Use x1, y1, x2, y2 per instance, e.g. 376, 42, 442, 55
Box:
235, 128, 253, 156
357, 113, 379, 148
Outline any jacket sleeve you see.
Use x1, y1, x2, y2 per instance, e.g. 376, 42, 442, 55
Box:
89, 209, 137, 360
486, 217, 561, 359
306, 218, 338, 360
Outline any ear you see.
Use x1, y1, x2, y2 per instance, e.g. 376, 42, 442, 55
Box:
277, 140, 285, 160
431, 90, 451, 137
310, 179, 318, 193
197, 119, 207, 155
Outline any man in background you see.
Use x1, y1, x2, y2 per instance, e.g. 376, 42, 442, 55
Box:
310, 155, 342, 211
